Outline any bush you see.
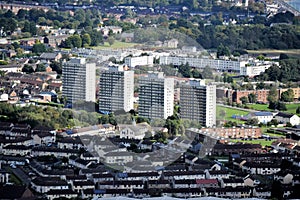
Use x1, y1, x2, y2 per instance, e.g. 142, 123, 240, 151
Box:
0, 60, 8, 65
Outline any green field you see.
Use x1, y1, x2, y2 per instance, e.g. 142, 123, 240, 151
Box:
92, 41, 139, 49
247, 49, 300, 57
247, 103, 300, 114
217, 105, 249, 123
230, 139, 274, 147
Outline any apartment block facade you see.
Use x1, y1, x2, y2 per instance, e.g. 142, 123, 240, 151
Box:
62, 58, 96, 104
180, 79, 216, 127
138, 72, 174, 119
160, 56, 246, 72
98, 65, 134, 114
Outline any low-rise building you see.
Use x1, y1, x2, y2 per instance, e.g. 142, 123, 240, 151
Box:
44, 35, 68, 48
253, 188, 272, 199
31, 177, 69, 193
46, 190, 78, 200
57, 137, 84, 150
242, 162, 281, 175
275, 112, 300, 126
205, 187, 251, 198
221, 178, 244, 188
213, 143, 263, 156
124, 55, 153, 68
199, 127, 262, 139
119, 122, 151, 140
31, 146, 80, 157
163, 170, 206, 180
247, 112, 274, 124
72, 180, 95, 192
104, 151, 133, 165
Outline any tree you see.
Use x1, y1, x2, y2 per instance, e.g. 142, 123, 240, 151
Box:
32, 43, 46, 54
29, 21, 37, 36
277, 102, 287, 111
279, 53, 289, 60
35, 64, 46, 72
248, 93, 257, 103
240, 96, 249, 105
256, 54, 265, 61
165, 115, 181, 136
178, 63, 191, 78
71, 34, 82, 48
16, 48, 24, 57
256, 82, 265, 89
201, 66, 213, 79
264, 65, 281, 81
89, 31, 103, 46
217, 44, 230, 58
17, 9, 28, 19
296, 106, 300, 114
271, 180, 283, 199
22, 65, 34, 74
0, 70, 5, 77
81, 33, 91, 47
107, 37, 115, 46
246, 118, 259, 126
50, 61, 62, 74
224, 121, 237, 128
270, 119, 278, 126
191, 69, 201, 78
64, 34, 82, 48
267, 86, 278, 104
281, 89, 294, 102
136, 116, 150, 124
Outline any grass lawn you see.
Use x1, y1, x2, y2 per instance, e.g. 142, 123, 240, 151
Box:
230, 139, 274, 147
92, 41, 139, 49
247, 103, 300, 114
247, 104, 271, 111
217, 105, 249, 123
286, 103, 300, 114
247, 49, 300, 57
10, 173, 22, 185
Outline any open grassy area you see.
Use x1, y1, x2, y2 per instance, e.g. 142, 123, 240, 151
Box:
230, 139, 274, 147
92, 41, 139, 49
286, 103, 300, 114
217, 105, 249, 123
247, 103, 300, 114
10, 173, 22, 185
247, 49, 300, 57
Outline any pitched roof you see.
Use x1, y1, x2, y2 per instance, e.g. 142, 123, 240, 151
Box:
0, 185, 32, 199
40, 52, 59, 60
32, 177, 68, 186
252, 112, 273, 117
276, 112, 295, 118
196, 179, 218, 184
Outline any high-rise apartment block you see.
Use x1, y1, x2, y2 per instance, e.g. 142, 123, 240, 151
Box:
138, 72, 174, 119
62, 58, 96, 104
98, 65, 134, 114
180, 79, 216, 127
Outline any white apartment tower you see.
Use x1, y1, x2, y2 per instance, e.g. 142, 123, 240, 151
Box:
138, 72, 174, 119
180, 79, 216, 127
62, 57, 96, 104
99, 65, 134, 114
